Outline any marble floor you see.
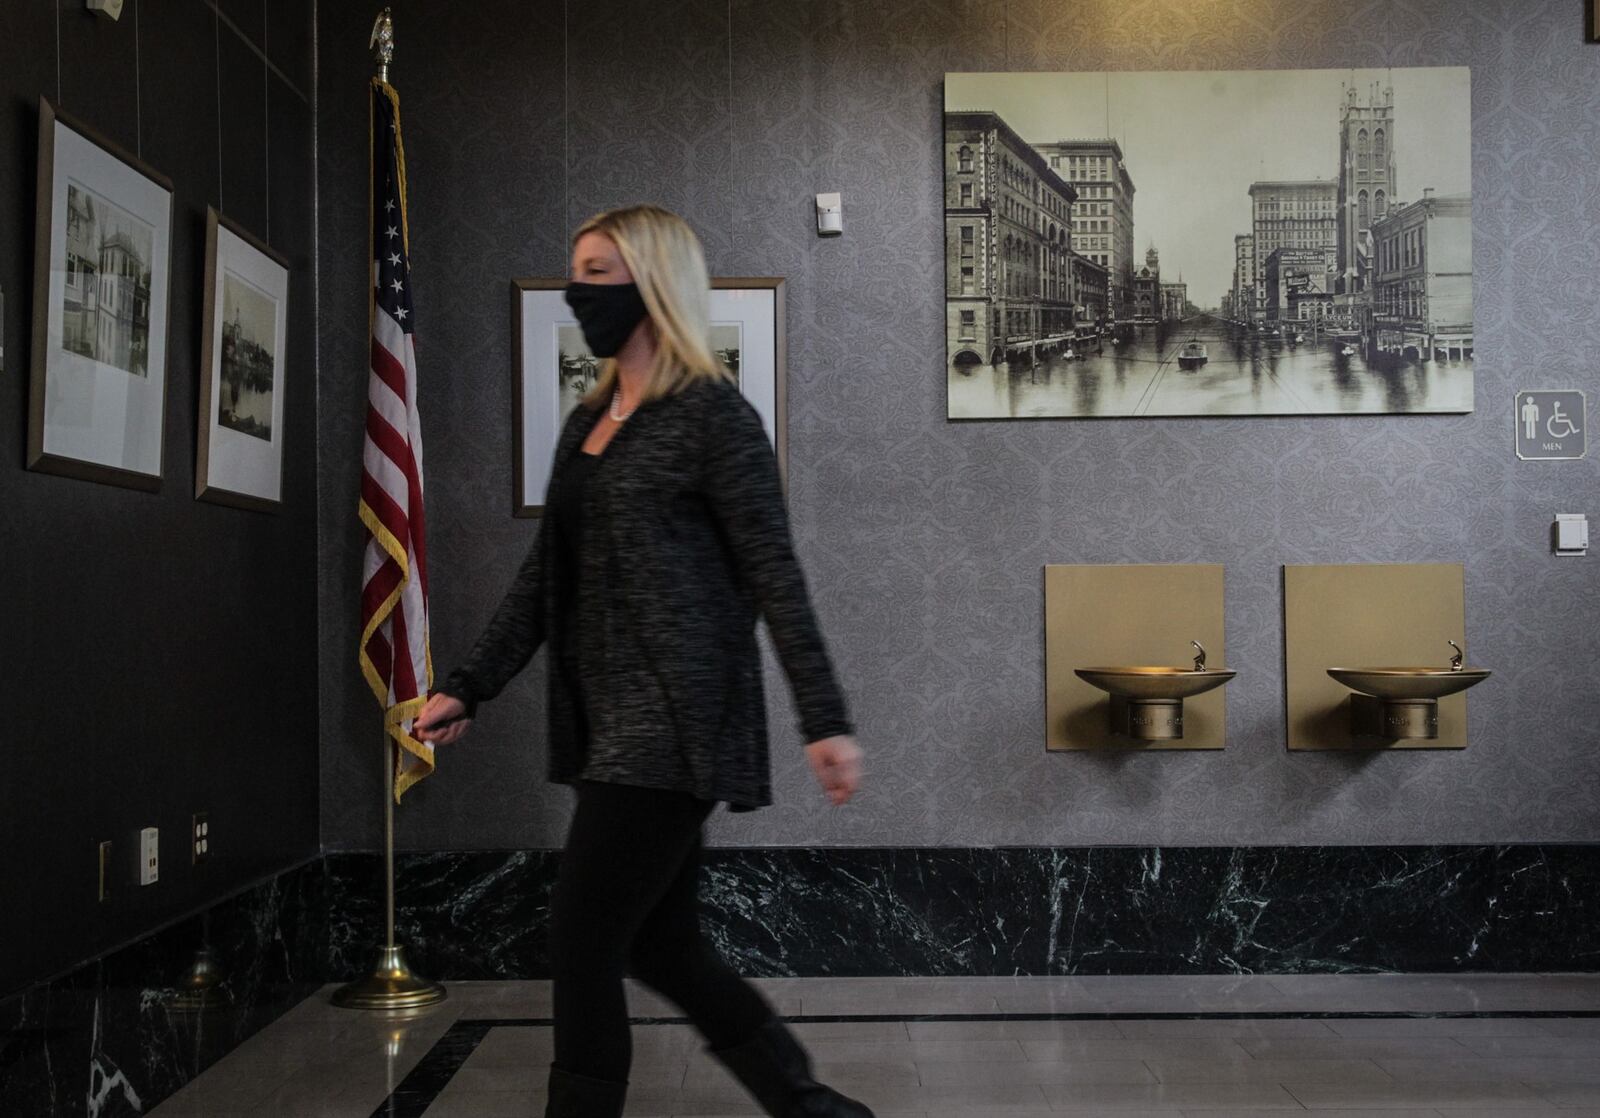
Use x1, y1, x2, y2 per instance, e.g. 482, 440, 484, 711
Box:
148, 975, 1600, 1117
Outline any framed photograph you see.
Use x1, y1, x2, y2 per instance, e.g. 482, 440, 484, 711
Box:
30, 97, 174, 489
944, 67, 1473, 419
512, 276, 786, 516
196, 207, 291, 511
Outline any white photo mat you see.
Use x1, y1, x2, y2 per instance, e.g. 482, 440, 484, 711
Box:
197, 207, 291, 510
30, 98, 174, 488
513, 278, 787, 516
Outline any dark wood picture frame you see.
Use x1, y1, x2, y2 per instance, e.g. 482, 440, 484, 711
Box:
30, 97, 175, 491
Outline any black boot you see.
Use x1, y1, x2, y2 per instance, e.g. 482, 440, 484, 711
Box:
708, 1016, 875, 1117
544, 1065, 627, 1117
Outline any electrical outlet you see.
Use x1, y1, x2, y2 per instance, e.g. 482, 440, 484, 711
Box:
192, 813, 209, 865
140, 827, 159, 886
98, 840, 112, 902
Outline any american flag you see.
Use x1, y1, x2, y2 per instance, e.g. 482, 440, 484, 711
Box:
358, 78, 434, 801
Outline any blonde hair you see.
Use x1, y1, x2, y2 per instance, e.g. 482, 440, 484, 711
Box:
574, 205, 734, 407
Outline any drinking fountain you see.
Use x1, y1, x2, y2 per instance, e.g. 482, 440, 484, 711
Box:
1327, 640, 1492, 741
1075, 641, 1237, 741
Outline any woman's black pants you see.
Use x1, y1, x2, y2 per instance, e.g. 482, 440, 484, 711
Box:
549, 779, 776, 1082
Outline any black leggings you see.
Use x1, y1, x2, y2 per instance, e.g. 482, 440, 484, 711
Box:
549, 780, 776, 1081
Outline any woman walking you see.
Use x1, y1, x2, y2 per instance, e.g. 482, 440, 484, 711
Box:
415, 205, 872, 1118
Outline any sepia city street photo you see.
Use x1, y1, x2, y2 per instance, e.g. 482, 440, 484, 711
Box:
60, 180, 155, 378
218, 272, 278, 441
945, 67, 1473, 419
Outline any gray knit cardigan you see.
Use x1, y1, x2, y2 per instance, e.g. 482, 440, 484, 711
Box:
439, 376, 852, 812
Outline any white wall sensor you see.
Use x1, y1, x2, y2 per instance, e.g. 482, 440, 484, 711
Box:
816, 192, 842, 236
1555, 513, 1588, 556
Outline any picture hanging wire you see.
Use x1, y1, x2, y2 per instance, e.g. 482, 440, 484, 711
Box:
134, 0, 142, 158
264, 0, 270, 241
562, 0, 569, 247
726, 0, 733, 256
215, 2, 225, 214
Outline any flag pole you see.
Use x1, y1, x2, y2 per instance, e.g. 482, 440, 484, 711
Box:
330, 732, 443, 1010
332, 8, 445, 1012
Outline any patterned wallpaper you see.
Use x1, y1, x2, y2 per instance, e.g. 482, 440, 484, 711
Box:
317, 0, 1600, 851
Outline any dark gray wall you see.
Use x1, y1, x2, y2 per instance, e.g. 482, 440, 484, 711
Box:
1, 0, 317, 997
318, 0, 1600, 853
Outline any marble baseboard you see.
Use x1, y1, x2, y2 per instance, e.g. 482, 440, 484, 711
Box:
326, 845, 1600, 982
6, 845, 1597, 1116
0, 858, 329, 1118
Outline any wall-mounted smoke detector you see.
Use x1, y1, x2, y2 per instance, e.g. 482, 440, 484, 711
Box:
87, 0, 125, 21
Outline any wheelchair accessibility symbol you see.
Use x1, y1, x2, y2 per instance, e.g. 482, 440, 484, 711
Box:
1546, 403, 1580, 439
1516, 390, 1587, 460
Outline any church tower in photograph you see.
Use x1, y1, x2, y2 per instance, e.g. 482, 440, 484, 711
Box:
1337, 81, 1396, 297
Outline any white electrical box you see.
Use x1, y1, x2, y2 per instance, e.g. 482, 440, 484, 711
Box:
86, 0, 125, 20
140, 827, 159, 885
815, 192, 842, 236
1555, 513, 1588, 556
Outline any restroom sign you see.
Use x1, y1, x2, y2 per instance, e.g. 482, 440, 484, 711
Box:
1515, 390, 1586, 460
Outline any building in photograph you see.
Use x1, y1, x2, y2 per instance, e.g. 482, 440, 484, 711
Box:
945, 110, 1078, 368
1131, 244, 1161, 320
1070, 250, 1108, 327
96, 230, 150, 374
1264, 247, 1336, 322
1233, 233, 1255, 319
61, 188, 99, 358
1160, 280, 1188, 321
1249, 180, 1336, 320
1336, 81, 1396, 303
1370, 190, 1472, 360
1034, 139, 1136, 320
60, 189, 152, 374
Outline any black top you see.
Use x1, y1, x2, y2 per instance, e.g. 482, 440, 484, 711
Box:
439, 378, 851, 813
549, 448, 598, 707
551, 449, 599, 578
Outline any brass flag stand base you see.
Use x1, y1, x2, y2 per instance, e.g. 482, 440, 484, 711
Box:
331, 945, 445, 1011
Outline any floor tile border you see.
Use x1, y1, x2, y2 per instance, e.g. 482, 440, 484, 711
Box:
367, 1010, 1600, 1118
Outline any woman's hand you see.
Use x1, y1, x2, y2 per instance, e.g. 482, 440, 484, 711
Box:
415, 693, 473, 746
804, 735, 863, 806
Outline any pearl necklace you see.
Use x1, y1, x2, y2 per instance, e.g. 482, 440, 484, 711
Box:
610, 388, 636, 422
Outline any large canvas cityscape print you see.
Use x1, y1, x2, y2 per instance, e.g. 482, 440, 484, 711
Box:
944, 68, 1473, 419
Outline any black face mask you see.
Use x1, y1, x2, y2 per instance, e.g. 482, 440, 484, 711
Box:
563, 281, 649, 358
